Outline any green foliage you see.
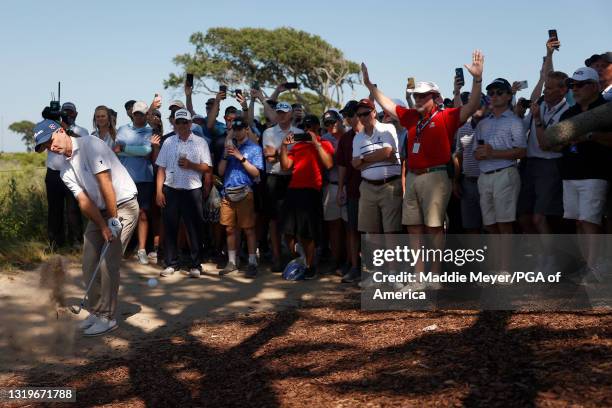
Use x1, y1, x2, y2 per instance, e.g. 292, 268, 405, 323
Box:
165, 27, 359, 108
0, 153, 48, 267
9, 120, 36, 152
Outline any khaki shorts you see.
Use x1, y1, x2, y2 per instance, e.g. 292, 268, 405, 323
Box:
402, 171, 451, 227
323, 184, 348, 222
358, 178, 402, 233
220, 192, 256, 229
478, 167, 521, 226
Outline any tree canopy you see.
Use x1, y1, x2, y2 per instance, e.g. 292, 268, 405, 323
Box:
165, 27, 359, 110
9, 120, 36, 152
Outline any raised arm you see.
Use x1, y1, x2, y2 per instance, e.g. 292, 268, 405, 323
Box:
207, 90, 224, 132
361, 63, 398, 119
459, 50, 484, 123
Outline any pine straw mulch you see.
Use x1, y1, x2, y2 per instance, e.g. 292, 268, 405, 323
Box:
3, 292, 611, 408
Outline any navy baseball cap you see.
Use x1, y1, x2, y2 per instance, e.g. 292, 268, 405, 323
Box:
486, 78, 512, 92
34, 119, 61, 152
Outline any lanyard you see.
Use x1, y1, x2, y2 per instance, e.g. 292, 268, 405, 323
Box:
541, 102, 567, 129
415, 110, 439, 142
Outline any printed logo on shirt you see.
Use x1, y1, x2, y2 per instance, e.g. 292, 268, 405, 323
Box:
429, 122, 436, 128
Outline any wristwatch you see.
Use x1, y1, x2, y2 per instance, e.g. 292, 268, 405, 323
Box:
240, 157, 247, 163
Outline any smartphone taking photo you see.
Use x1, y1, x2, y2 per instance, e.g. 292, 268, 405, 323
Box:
548, 29, 559, 49
186, 73, 194, 87
455, 68, 465, 86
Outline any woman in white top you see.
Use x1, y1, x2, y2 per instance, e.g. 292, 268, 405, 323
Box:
91, 105, 117, 148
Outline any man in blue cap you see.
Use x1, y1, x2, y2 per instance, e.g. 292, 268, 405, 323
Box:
34, 119, 139, 336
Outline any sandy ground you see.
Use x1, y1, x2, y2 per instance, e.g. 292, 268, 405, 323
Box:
0, 256, 349, 378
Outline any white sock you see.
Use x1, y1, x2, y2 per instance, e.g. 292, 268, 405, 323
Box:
228, 250, 237, 264
248, 254, 257, 265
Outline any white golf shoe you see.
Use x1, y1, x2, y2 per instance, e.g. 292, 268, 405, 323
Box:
189, 268, 201, 278
160, 267, 175, 277
78, 313, 99, 330
83, 317, 117, 337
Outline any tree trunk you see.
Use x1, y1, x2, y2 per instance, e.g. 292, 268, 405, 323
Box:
545, 102, 612, 147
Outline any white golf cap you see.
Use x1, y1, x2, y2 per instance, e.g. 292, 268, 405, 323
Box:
571, 67, 599, 82
174, 108, 192, 121
275, 102, 292, 112
132, 101, 148, 115
192, 114, 205, 120
169, 100, 185, 109
410, 81, 441, 94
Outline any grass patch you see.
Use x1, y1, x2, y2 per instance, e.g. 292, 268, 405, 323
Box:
0, 153, 49, 269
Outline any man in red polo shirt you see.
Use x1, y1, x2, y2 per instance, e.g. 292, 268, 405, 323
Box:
279, 128, 334, 279
361, 50, 484, 277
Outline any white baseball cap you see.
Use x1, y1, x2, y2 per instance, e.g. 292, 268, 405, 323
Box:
192, 114, 205, 120
408, 81, 441, 94
132, 101, 148, 115
169, 100, 185, 109
174, 108, 192, 121
571, 67, 599, 82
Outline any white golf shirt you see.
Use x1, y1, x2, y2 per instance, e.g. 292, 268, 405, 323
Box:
352, 121, 401, 180
262, 124, 301, 175
61, 135, 137, 210
47, 124, 89, 171
155, 133, 212, 190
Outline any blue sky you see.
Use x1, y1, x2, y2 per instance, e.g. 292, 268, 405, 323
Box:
1, 0, 610, 151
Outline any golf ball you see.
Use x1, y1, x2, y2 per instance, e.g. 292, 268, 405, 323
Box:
147, 278, 158, 288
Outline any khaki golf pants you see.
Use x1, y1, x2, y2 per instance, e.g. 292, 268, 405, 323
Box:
83, 198, 139, 319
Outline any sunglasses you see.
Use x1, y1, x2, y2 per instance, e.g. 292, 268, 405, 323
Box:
413, 93, 432, 99
175, 119, 189, 125
323, 120, 337, 126
356, 110, 373, 118
567, 80, 595, 89
487, 89, 508, 96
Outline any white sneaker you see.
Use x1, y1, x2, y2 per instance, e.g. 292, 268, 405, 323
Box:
147, 251, 158, 260
137, 249, 149, 265
78, 313, 99, 330
83, 317, 117, 336
189, 268, 201, 278
160, 267, 175, 277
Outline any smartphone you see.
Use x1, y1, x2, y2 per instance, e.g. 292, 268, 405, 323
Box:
455, 68, 465, 86
186, 73, 194, 87
293, 132, 310, 142
407, 77, 416, 89
219, 85, 227, 93
517, 80, 528, 90
284, 82, 299, 89
235, 89, 242, 98
548, 29, 559, 49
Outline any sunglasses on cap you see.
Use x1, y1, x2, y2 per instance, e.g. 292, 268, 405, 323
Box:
487, 89, 509, 96
356, 109, 373, 118
323, 119, 337, 126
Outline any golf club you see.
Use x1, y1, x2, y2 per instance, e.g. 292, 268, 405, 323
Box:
69, 241, 111, 314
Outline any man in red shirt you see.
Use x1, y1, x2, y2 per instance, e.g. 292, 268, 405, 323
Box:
361, 50, 484, 276
279, 127, 334, 279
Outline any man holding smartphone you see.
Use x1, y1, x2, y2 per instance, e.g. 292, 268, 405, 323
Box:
218, 118, 264, 278
156, 109, 212, 278
262, 102, 301, 271
279, 125, 334, 279
517, 38, 568, 239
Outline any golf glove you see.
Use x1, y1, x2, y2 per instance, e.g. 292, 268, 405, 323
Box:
107, 217, 123, 238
